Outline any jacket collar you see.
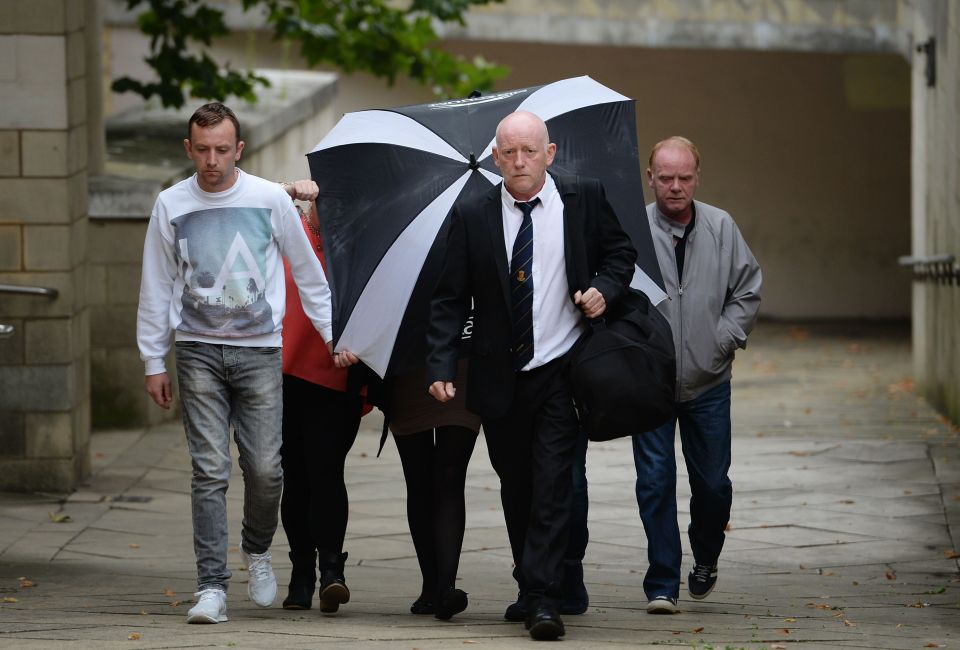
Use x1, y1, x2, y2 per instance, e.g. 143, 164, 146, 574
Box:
653, 200, 698, 237
484, 183, 511, 306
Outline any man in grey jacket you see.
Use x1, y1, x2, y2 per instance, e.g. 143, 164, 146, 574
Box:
635, 136, 761, 615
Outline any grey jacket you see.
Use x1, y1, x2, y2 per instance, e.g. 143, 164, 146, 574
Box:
648, 200, 762, 402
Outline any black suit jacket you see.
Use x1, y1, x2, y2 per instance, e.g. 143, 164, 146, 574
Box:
426, 173, 637, 418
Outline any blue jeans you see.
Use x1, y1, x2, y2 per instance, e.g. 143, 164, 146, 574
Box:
176, 342, 284, 591
631, 381, 732, 600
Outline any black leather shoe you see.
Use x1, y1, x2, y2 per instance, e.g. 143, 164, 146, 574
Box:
434, 587, 468, 620
525, 606, 565, 641
504, 591, 528, 621
410, 594, 435, 615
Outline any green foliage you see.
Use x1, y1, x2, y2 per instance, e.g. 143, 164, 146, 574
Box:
112, 0, 508, 108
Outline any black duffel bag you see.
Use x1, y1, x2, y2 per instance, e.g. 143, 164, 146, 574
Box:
569, 289, 676, 441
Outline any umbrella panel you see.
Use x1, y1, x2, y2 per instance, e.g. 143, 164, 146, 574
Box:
385, 169, 494, 376
388, 85, 542, 162
546, 102, 663, 290
309, 143, 472, 339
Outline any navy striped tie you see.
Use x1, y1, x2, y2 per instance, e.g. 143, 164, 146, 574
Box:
510, 198, 539, 370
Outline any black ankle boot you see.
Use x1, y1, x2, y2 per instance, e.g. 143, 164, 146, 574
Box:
282, 551, 317, 610
318, 551, 350, 613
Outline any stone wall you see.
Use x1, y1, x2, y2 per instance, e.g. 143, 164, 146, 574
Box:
87, 70, 339, 430
443, 0, 911, 55
0, 0, 92, 491
911, 1, 960, 423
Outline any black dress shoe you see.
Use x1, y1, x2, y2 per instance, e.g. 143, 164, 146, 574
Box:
525, 606, 565, 641
410, 594, 435, 615
434, 587, 468, 620
504, 591, 528, 621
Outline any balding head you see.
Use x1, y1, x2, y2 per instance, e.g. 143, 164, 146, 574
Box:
492, 111, 556, 201
496, 111, 550, 150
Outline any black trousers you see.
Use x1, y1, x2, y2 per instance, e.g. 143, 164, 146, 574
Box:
482, 355, 579, 605
279, 375, 363, 562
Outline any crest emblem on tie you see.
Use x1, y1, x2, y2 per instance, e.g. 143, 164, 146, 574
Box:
517, 270, 526, 283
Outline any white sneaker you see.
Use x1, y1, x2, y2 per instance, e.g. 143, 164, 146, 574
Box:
187, 588, 228, 623
241, 547, 277, 607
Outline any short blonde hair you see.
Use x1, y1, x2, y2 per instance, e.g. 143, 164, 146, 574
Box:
648, 136, 700, 171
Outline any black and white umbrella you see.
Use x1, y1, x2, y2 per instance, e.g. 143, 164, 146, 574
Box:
308, 76, 665, 378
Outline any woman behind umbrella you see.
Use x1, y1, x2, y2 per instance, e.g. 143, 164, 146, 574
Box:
383, 358, 480, 620
278, 190, 368, 612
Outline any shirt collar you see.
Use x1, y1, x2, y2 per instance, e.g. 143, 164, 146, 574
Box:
501, 173, 556, 211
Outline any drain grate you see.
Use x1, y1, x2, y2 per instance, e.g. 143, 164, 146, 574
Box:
108, 495, 153, 503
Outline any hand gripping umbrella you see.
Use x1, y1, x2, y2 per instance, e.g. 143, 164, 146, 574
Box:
307, 76, 665, 378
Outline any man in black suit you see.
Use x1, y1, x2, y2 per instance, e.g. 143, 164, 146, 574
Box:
426, 111, 636, 641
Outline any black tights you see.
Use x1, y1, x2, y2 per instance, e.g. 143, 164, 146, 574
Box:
394, 426, 478, 598
280, 375, 362, 565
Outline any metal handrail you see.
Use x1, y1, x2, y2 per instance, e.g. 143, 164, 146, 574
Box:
897, 253, 955, 266
0, 284, 59, 340
898, 253, 958, 284
0, 283, 59, 298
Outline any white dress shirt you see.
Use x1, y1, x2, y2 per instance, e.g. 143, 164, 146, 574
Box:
500, 174, 584, 371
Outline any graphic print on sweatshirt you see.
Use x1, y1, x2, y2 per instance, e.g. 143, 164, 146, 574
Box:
171, 207, 274, 337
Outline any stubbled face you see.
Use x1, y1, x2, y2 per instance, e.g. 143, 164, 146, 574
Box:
647, 144, 699, 221
184, 120, 244, 193
492, 113, 556, 201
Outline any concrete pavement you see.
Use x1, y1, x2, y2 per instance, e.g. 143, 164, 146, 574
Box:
1, 322, 958, 649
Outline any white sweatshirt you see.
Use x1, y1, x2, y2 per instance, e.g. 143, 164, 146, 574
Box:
136, 169, 333, 375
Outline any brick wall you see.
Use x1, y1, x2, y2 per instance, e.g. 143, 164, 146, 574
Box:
0, 0, 92, 491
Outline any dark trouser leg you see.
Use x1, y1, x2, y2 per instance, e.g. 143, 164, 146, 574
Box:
306, 384, 362, 612
560, 427, 589, 613
280, 376, 362, 610
280, 375, 316, 569
484, 358, 578, 608
566, 427, 589, 562
484, 408, 535, 586
678, 382, 732, 567
522, 366, 578, 606
632, 417, 681, 600
395, 430, 440, 599
432, 426, 478, 592
280, 376, 317, 609
310, 387, 362, 557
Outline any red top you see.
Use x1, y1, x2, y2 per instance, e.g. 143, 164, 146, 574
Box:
281, 204, 348, 392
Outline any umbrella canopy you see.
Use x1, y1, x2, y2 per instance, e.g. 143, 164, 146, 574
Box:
308, 76, 664, 378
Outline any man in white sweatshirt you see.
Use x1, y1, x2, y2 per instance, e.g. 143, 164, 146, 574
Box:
136, 102, 338, 624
